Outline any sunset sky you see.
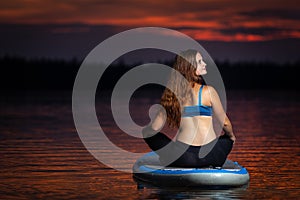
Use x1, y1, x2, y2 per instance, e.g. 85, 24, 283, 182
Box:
1, 0, 299, 62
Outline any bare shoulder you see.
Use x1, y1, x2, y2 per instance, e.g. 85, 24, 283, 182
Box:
205, 85, 219, 96
205, 85, 217, 93
204, 85, 221, 104
201, 85, 214, 105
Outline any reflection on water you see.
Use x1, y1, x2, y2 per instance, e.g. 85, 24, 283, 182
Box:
1, 90, 300, 199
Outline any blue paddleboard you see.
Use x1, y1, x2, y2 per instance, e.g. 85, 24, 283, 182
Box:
133, 152, 250, 188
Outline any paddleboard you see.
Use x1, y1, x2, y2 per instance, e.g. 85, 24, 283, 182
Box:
133, 151, 250, 188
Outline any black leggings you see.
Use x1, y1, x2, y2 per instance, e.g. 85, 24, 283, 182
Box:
143, 131, 233, 168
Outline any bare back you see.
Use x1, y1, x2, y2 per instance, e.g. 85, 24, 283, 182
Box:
176, 84, 216, 145
150, 84, 229, 146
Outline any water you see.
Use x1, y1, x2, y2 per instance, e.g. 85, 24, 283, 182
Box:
1, 89, 300, 199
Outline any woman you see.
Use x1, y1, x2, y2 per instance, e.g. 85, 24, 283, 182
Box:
142, 49, 236, 168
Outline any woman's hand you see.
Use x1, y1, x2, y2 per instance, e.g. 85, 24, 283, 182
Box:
229, 134, 236, 144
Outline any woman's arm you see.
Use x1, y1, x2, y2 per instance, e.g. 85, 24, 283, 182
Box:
142, 109, 166, 138
223, 115, 236, 142
208, 86, 236, 143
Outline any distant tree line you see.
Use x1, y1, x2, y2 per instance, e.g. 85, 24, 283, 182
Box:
0, 56, 299, 91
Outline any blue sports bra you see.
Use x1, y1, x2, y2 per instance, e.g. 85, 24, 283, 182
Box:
182, 85, 213, 117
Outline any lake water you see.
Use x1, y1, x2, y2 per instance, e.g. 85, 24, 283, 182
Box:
1, 89, 300, 199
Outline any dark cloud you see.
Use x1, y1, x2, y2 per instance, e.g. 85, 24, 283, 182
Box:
239, 9, 300, 20
0, 24, 122, 60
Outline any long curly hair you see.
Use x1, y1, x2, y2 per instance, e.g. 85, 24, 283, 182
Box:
161, 49, 204, 128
